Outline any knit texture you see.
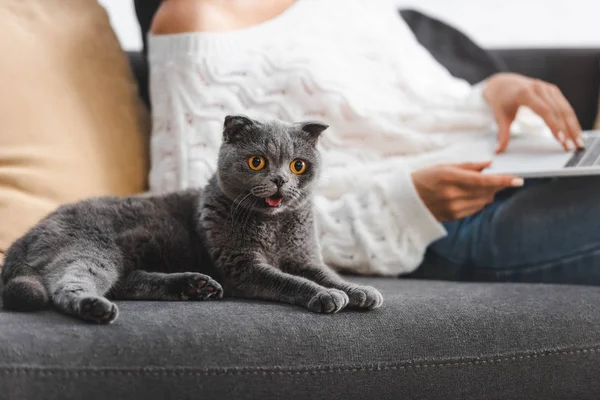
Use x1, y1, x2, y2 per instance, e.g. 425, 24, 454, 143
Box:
147, 0, 542, 275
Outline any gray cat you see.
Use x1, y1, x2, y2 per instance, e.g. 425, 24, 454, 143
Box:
1, 116, 383, 323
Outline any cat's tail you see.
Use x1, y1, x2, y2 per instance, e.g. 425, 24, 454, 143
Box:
2, 240, 49, 311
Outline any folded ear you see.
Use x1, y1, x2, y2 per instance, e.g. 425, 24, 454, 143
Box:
223, 115, 256, 143
299, 121, 329, 145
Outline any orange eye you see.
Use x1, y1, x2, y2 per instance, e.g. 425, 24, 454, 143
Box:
290, 159, 307, 175
248, 156, 266, 171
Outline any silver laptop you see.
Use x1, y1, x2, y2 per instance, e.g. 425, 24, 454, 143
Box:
484, 130, 600, 178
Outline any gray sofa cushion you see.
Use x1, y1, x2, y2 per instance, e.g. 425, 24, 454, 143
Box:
1, 277, 599, 400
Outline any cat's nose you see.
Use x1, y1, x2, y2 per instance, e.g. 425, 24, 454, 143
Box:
271, 176, 287, 188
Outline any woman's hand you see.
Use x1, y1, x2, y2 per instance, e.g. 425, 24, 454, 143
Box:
412, 161, 523, 222
484, 73, 583, 153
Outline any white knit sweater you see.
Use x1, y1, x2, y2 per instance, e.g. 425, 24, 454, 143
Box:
148, 0, 546, 275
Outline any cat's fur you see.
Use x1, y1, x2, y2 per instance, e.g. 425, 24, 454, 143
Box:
1, 116, 383, 323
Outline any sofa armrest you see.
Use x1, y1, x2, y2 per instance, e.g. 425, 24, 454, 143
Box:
490, 48, 600, 130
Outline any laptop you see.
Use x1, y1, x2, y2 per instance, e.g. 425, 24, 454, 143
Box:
484, 130, 600, 178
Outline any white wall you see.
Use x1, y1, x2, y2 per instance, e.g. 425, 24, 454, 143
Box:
396, 0, 600, 48
99, 0, 600, 51
98, 0, 143, 51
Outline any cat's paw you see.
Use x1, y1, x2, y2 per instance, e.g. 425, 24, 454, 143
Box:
345, 285, 383, 310
307, 289, 349, 314
78, 296, 119, 324
177, 273, 223, 300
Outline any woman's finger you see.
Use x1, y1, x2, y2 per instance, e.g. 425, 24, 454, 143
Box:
494, 109, 513, 154
452, 169, 524, 190
459, 205, 489, 219
454, 161, 492, 172
450, 197, 495, 220
519, 84, 568, 151
447, 181, 506, 200
548, 84, 583, 148
535, 82, 572, 150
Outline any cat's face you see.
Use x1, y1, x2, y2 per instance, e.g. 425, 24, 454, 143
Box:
217, 115, 328, 214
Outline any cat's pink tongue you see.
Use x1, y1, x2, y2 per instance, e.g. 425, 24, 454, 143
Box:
266, 197, 282, 207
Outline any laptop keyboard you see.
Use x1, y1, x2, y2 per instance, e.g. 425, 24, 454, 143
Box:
565, 136, 600, 167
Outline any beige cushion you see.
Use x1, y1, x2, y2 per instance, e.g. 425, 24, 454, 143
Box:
0, 0, 149, 256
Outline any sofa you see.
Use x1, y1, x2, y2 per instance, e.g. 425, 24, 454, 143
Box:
1, 5, 600, 400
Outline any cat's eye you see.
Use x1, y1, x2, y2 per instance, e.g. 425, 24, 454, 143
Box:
290, 159, 307, 175
248, 156, 266, 171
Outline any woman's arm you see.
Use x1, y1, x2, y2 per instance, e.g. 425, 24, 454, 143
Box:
314, 169, 446, 276
314, 160, 520, 276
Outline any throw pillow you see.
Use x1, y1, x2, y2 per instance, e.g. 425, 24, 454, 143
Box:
399, 9, 507, 84
0, 0, 149, 260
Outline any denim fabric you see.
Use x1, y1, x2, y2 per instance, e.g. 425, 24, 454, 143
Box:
1, 277, 599, 400
418, 176, 600, 285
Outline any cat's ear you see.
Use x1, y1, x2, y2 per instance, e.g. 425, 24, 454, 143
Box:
223, 115, 256, 143
298, 121, 329, 146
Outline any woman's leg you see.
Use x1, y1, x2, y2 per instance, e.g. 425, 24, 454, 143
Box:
414, 176, 600, 285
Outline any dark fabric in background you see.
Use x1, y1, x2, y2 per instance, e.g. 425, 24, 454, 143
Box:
134, 0, 161, 56
131, 0, 159, 108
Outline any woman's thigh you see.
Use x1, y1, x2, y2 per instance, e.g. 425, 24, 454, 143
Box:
416, 176, 600, 285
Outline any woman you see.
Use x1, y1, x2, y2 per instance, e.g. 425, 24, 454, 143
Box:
147, 0, 600, 284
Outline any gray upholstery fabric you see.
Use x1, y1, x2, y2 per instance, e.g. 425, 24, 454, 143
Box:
1, 277, 599, 399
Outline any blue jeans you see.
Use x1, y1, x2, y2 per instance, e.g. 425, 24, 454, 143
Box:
414, 176, 600, 285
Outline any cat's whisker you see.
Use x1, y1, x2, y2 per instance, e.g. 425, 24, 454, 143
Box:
232, 193, 257, 233
295, 188, 327, 218
230, 191, 253, 223
237, 197, 257, 240
309, 201, 327, 219
229, 191, 247, 216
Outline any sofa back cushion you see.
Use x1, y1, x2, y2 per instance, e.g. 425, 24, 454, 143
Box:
596, 94, 600, 130
0, 0, 149, 259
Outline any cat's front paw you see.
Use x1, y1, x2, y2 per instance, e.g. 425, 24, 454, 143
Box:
345, 285, 383, 310
307, 289, 349, 314
78, 296, 119, 324
175, 273, 223, 300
